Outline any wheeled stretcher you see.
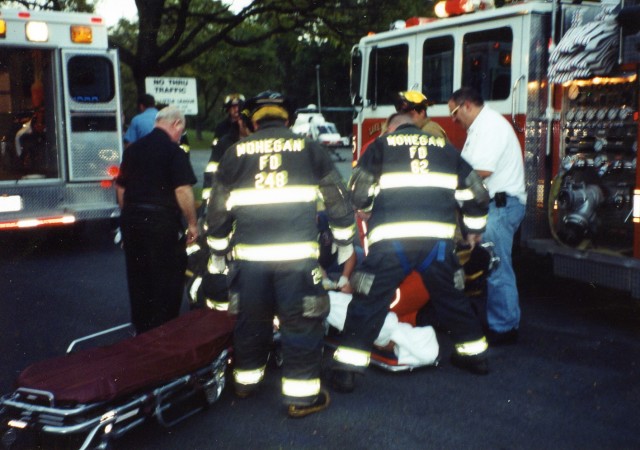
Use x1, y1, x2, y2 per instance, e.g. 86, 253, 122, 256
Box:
0, 308, 234, 450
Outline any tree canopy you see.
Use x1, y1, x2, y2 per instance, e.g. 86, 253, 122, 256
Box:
1, 0, 435, 130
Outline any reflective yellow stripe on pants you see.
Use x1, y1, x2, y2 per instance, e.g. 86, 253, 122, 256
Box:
333, 346, 370, 368
282, 377, 321, 398
234, 366, 266, 386
455, 337, 488, 356
205, 299, 228, 311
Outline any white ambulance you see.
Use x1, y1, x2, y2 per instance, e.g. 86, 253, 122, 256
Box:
0, 8, 123, 230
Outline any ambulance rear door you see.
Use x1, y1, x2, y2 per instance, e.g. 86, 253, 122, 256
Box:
60, 49, 122, 183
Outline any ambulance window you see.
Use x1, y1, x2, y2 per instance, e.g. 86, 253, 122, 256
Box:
367, 44, 408, 106
422, 36, 454, 104
462, 27, 512, 101
67, 56, 115, 103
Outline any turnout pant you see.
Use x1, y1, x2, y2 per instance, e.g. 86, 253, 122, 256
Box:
121, 206, 187, 334
335, 239, 485, 371
229, 259, 328, 406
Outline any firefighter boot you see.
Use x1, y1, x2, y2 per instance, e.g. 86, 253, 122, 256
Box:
287, 388, 331, 418
486, 328, 518, 346
330, 369, 356, 393
234, 382, 259, 398
450, 352, 489, 375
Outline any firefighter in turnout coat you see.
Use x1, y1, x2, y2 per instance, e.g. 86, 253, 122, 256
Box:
331, 113, 490, 393
206, 91, 355, 418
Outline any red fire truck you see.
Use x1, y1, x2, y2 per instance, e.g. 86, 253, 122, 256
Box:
0, 8, 123, 230
349, 0, 640, 296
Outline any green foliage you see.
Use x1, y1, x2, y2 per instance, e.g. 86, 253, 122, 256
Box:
185, 128, 214, 150
8, 0, 435, 131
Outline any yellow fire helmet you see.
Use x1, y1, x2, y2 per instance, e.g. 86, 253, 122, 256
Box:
395, 90, 435, 112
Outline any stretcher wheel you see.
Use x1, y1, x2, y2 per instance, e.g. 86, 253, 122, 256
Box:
204, 370, 226, 405
92, 439, 112, 450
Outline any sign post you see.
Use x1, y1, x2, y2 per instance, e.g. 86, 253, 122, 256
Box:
145, 77, 198, 115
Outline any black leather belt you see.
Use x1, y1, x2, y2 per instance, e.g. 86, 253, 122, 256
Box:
125, 203, 176, 214
492, 192, 507, 207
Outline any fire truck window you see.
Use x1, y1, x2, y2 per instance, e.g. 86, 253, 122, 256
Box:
462, 27, 513, 101
367, 44, 408, 106
67, 56, 115, 103
422, 36, 454, 104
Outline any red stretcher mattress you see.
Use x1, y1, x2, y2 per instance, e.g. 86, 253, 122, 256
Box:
16, 309, 235, 405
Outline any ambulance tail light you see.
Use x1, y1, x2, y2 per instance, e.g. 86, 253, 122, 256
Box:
103, 165, 120, 187
26, 21, 49, 42
70, 25, 92, 44
106, 165, 120, 178
0, 215, 76, 230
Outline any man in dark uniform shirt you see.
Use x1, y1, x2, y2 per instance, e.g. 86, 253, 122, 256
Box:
116, 106, 199, 334
213, 93, 245, 145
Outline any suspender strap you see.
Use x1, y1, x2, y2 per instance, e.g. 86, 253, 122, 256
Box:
392, 241, 413, 276
417, 241, 446, 273
392, 240, 446, 276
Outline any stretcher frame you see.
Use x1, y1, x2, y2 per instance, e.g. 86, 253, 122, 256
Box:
0, 312, 232, 450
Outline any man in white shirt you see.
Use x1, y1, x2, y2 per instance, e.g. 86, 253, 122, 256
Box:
448, 87, 526, 345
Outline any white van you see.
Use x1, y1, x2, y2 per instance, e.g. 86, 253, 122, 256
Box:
292, 106, 349, 149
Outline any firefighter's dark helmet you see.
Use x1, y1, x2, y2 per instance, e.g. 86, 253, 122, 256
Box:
223, 93, 245, 110
395, 90, 435, 113
243, 90, 294, 123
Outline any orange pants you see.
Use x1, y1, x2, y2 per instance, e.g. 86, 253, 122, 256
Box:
389, 271, 430, 326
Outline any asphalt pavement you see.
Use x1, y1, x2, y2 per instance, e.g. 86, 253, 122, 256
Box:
0, 147, 639, 449
123, 253, 640, 450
